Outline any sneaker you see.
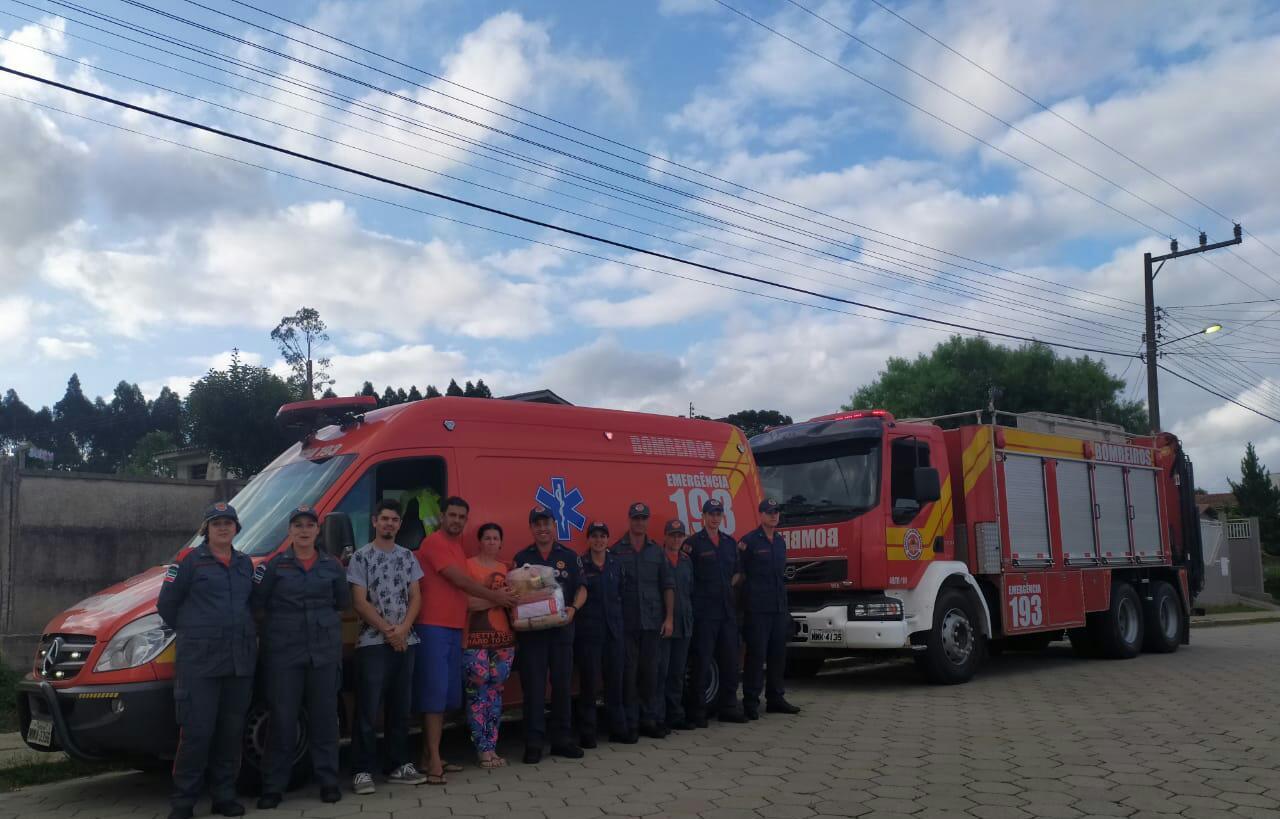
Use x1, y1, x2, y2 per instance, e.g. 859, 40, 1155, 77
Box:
351, 772, 376, 795
387, 763, 428, 785
320, 786, 342, 804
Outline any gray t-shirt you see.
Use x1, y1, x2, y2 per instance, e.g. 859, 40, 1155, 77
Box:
347, 541, 424, 648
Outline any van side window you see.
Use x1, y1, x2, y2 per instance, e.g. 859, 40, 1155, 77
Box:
331, 457, 447, 549
890, 438, 931, 506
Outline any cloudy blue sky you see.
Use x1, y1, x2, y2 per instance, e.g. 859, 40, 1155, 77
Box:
2, 0, 1280, 489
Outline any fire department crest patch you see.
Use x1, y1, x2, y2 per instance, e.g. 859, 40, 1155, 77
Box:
903, 528, 923, 560
164, 564, 179, 583
253, 564, 267, 584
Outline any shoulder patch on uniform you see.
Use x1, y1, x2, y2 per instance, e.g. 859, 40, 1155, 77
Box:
253, 564, 267, 584
164, 564, 179, 583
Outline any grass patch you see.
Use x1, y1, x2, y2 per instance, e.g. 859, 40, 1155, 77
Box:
0, 757, 126, 792
1265, 562, 1280, 601
0, 659, 20, 733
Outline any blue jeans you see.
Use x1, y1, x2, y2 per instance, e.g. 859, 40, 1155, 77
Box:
351, 643, 415, 775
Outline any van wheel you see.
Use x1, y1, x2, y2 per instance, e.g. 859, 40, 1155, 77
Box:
784, 654, 825, 678
914, 588, 983, 685
1142, 581, 1182, 654
1091, 582, 1144, 659
239, 701, 312, 792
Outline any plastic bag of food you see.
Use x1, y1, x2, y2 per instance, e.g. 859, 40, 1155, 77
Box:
512, 586, 568, 631
507, 564, 557, 602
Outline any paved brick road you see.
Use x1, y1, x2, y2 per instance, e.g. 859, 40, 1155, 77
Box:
2, 623, 1278, 819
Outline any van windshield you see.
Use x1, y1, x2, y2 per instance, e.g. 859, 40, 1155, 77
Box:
757, 440, 880, 526
181, 455, 355, 557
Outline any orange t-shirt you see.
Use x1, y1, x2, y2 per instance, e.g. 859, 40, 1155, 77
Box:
416, 531, 468, 629
297, 553, 318, 571
464, 558, 513, 649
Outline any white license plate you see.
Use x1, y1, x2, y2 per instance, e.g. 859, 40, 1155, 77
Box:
810, 629, 844, 643
27, 718, 53, 748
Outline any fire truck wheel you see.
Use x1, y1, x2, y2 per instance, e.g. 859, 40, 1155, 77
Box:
1092, 582, 1144, 659
915, 588, 983, 685
1141, 581, 1182, 654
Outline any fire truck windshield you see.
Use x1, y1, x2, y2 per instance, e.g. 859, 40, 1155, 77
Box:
179, 454, 355, 557
757, 439, 880, 526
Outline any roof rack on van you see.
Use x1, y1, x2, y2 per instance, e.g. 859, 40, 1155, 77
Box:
276, 396, 378, 440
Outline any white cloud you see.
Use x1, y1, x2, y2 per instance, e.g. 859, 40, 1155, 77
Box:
35, 336, 97, 360
326, 344, 469, 395
0, 297, 34, 359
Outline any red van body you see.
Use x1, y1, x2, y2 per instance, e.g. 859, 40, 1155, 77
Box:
18, 397, 763, 772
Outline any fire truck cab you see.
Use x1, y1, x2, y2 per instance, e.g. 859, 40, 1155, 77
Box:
752, 409, 1203, 684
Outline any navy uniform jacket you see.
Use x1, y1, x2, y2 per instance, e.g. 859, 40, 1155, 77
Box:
157, 543, 257, 678
683, 528, 740, 621
666, 550, 695, 640
513, 542, 583, 614
739, 526, 789, 614
577, 552, 624, 643
251, 548, 350, 668
613, 536, 674, 633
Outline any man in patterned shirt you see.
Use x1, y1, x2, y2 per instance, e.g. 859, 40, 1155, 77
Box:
347, 499, 428, 794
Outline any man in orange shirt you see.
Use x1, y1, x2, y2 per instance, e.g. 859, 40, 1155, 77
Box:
414, 496, 518, 784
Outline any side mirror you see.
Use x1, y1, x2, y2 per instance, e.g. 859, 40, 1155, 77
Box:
892, 498, 920, 524
319, 512, 355, 559
913, 467, 941, 503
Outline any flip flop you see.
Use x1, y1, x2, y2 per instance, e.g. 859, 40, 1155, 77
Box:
479, 758, 503, 769
442, 762, 464, 773
425, 771, 448, 786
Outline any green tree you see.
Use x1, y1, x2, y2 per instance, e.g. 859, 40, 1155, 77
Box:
406, 385, 423, 402
271, 307, 334, 399
446, 379, 464, 397
96, 381, 151, 471
1227, 442, 1280, 556
847, 337, 1148, 432
381, 386, 400, 406
0, 389, 38, 449
425, 385, 442, 398
321, 387, 338, 399
148, 387, 184, 439
719, 409, 793, 439
359, 381, 378, 401
52, 374, 98, 469
470, 379, 493, 398
120, 430, 179, 478
186, 350, 295, 477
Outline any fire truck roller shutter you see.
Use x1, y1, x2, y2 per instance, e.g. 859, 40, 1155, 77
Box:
1055, 461, 1098, 565
1128, 469, 1162, 563
1003, 455, 1052, 567
1095, 466, 1131, 564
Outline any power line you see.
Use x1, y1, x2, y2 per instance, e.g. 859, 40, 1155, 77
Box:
0, 64, 1143, 359
1159, 364, 1280, 425
2, 2, 1148, 346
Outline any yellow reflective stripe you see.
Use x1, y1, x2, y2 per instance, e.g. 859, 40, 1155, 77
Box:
712, 428, 752, 497
962, 431, 993, 496
1001, 429, 1084, 458
885, 477, 952, 561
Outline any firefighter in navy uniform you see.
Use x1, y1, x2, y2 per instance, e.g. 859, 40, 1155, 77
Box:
252, 506, 351, 809
684, 498, 748, 726
512, 508, 588, 764
574, 521, 627, 748
156, 502, 256, 819
613, 501, 675, 740
739, 499, 802, 720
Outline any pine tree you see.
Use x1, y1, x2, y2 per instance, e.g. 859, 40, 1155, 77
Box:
1228, 442, 1280, 555
463, 380, 477, 397
446, 379, 464, 397
425, 385, 442, 398
472, 379, 493, 399
381, 386, 400, 406
407, 385, 424, 402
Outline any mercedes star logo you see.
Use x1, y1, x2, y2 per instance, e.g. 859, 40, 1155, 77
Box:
42, 636, 63, 678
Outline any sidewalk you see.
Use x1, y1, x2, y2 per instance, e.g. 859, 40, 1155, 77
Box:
0, 731, 64, 769
1191, 609, 1280, 627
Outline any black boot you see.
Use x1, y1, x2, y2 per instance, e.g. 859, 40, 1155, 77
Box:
256, 794, 282, 810
167, 807, 194, 819
767, 699, 801, 714
320, 786, 342, 804
579, 733, 598, 749
211, 801, 245, 817
743, 704, 760, 720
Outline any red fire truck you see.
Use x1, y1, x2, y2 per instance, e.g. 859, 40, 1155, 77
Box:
17, 396, 762, 780
752, 409, 1203, 684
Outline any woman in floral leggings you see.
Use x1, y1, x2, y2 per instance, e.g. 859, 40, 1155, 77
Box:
463, 523, 516, 768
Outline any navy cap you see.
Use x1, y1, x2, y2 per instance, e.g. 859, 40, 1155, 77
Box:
701, 498, 725, 514
529, 507, 554, 523
628, 501, 650, 519
587, 520, 610, 536
759, 498, 781, 514
203, 501, 239, 523
289, 505, 319, 523
664, 519, 686, 536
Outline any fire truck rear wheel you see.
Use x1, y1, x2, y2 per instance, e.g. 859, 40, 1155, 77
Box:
915, 588, 983, 685
1092, 582, 1144, 659
1141, 581, 1182, 654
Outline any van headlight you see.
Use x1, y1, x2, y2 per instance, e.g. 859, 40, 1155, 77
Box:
94, 613, 175, 672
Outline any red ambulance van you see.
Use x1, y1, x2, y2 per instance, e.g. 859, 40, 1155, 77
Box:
18, 396, 763, 781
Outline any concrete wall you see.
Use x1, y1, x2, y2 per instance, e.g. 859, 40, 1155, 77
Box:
0, 460, 243, 670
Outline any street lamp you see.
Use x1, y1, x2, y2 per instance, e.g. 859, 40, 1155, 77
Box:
1157, 323, 1223, 347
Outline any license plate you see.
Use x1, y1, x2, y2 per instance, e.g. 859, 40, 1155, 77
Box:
27, 718, 53, 748
810, 629, 843, 643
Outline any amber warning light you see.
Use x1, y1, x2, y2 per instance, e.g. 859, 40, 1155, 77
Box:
809, 409, 895, 422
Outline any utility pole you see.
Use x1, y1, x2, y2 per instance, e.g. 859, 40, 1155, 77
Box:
1143, 223, 1242, 432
